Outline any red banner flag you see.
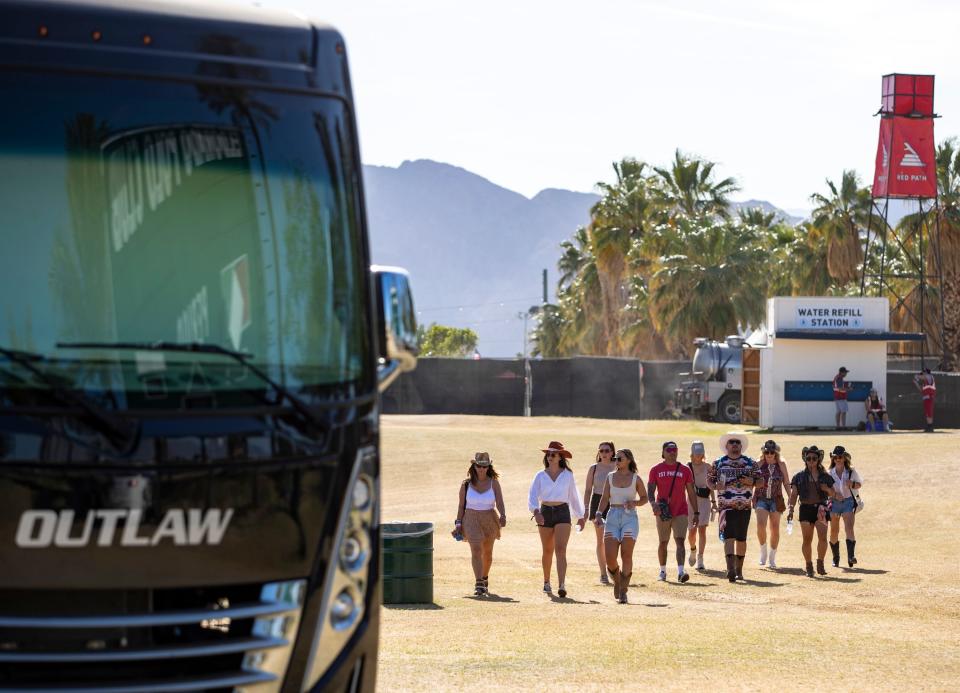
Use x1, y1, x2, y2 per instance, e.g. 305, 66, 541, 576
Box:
872, 117, 937, 198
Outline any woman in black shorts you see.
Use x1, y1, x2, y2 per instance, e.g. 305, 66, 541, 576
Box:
583, 442, 617, 585
528, 441, 586, 598
787, 445, 836, 577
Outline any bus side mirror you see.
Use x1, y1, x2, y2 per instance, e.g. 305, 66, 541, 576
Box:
373, 266, 418, 391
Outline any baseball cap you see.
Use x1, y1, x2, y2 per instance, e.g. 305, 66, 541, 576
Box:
839, 366, 849, 373
690, 441, 705, 455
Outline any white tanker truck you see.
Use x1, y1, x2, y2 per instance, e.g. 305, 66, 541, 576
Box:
674, 335, 744, 423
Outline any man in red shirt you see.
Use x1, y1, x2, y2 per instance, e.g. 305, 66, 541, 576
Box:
833, 366, 851, 429
648, 441, 698, 583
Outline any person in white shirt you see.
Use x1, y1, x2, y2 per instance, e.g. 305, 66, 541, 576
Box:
828, 446, 863, 568
528, 441, 585, 598
593, 448, 648, 603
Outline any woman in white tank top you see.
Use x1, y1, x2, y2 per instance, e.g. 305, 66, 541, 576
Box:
583, 442, 618, 585
593, 449, 648, 603
453, 452, 506, 596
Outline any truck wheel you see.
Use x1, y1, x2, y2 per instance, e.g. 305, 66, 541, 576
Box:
717, 393, 741, 424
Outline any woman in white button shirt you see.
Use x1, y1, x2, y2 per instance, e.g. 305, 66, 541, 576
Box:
593, 448, 648, 603
528, 441, 586, 598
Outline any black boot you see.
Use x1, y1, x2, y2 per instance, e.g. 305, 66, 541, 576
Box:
805, 561, 814, 577
816, 559, 827, 575
725, 554, 736, 582
735, 555, 745, 581
830, 541, 840, 568
846, 539, 857, 567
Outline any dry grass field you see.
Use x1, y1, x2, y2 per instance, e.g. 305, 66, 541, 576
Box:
376, 415, 960, 692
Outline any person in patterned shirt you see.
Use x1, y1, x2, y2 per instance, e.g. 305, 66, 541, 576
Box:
708, 433, 761, 582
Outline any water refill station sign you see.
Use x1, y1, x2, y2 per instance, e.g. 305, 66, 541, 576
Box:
747, 297, 923, 428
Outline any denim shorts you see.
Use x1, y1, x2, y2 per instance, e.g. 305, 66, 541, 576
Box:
832, 496, 856, 514
755, 498, 780, 513
539, 504, 571, 528
603, 506, 639, 542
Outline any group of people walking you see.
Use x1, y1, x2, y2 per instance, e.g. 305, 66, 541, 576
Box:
453, 434, 863, 600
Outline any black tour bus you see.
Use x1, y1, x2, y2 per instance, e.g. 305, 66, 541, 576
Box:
0, 1, 417, 690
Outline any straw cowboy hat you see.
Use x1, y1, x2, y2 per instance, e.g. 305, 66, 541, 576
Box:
472, 452, 491, 466
719, 432, 750, 453
541, 441, 573, 459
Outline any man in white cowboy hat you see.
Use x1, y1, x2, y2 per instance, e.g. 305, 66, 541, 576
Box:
708, 432, 761, 583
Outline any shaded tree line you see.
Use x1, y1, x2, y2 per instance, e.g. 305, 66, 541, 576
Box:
533, 144, 960, 367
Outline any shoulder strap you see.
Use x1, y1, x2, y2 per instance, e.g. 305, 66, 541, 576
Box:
461, 480, 469, 515
667, 462, 681, 498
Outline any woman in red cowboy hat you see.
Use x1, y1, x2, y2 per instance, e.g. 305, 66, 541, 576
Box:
528, 441, 585, 598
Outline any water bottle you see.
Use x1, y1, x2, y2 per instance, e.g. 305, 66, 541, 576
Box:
786, 519, 794, 536
710, 508, 716, 523
718, 528, 725, 542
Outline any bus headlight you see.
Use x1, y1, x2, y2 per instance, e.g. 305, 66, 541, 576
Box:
302, 448, 377, 690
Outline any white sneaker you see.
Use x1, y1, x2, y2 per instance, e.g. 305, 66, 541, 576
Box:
759, 545, 767, 566
688, 550, 697, 567
696, 557, 705, 570
543, 582, 552, 593
658, 569, 667, 581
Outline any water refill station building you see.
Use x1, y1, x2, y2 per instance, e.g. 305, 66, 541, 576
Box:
742, 297, 922, 428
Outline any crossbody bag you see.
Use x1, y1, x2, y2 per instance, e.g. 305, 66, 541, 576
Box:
657, 463, 681, 521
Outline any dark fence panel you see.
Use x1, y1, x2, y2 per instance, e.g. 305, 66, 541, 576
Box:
529, 357, 642, 419
383, 360, 960, 427
639, 360, 689, 418
887, 370, 960, 429
380, 358, 525, 415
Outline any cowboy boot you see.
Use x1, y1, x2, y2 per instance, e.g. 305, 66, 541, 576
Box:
725, 554, 736, 582
619, 573, 631, 604
846, 539, 857, 567
608, 567, 620, 601
805, 561, 814, 577
735, 555, 745, 581
816, 559, 827, 575
830, 542, 841, 568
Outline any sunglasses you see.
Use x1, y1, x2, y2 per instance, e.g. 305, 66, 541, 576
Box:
613, 455, 625, 461
763, 450, 777, 455
663, 447, 678, 453
805, 455, 819, 461
727, 440, 741, 445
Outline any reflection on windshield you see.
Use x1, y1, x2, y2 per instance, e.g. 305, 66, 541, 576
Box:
0, 72, 369, 401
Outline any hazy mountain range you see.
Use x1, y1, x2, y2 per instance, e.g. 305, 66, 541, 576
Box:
363, 159, 805, 357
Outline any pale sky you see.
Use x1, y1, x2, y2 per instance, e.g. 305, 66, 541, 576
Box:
260, 0, 960, 212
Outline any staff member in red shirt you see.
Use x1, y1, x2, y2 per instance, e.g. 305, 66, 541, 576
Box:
914, 368, 936, 432
648, 441, 698, 583
833, 366, 852, 429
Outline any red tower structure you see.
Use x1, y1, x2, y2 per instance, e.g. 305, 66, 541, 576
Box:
860, 73, 946, 367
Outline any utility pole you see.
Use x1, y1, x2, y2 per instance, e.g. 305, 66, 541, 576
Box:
517, 311, 529, 358
542, 268, 548, 305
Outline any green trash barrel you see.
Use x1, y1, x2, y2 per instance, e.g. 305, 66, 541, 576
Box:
382, 522, 434, 604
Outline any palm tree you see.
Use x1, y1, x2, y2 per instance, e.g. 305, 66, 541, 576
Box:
588, 158, 656, 354
649, 216, 767, 353
891, 138, 960, 365
652, 149, 739, 219
809, 170, 872, 285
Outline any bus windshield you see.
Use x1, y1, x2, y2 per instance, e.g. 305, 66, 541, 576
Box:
0, 71, 370, 404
